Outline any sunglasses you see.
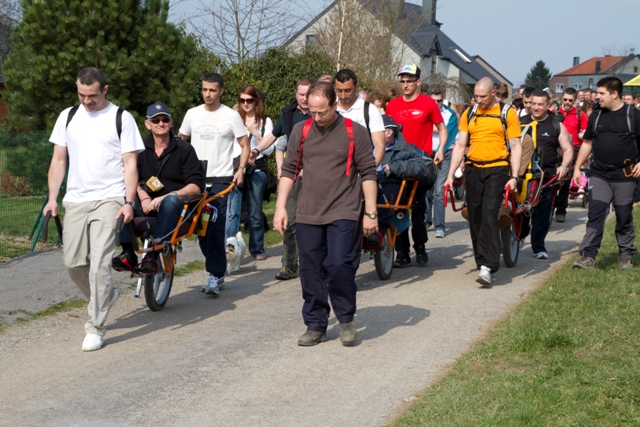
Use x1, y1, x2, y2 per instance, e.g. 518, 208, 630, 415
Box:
150, 117, 171, 124
240, 98, 256, 104
400, 79, 418, 85
562, 98, 575, 102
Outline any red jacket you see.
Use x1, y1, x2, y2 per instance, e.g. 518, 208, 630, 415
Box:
558, 107, 587, 146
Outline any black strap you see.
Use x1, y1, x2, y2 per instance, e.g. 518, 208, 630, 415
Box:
155, 153, 172, 178
66, 105, 124, 140
363, 101, 370, 134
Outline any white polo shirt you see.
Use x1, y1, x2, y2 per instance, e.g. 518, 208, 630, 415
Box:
336, 96, 385, 134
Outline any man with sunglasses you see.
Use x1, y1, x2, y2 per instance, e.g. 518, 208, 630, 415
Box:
385, 63, 447, 267
554, 88, 588, 222
112, 103, 204, 273
179, 72, 250, 296
572, 77, 640, 270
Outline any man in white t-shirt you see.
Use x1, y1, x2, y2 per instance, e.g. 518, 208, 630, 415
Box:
179, 72, 250, 296
45, 67, 144, 352
334, 69, 385, 166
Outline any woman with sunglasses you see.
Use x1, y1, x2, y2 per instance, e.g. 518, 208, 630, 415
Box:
227, 85, 273, 260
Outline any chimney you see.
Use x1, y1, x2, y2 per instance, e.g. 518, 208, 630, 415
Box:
573, 56, 580, 66
423, 0, 437, 26
595, 60, 601, 74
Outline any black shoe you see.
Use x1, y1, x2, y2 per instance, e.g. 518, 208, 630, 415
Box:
393, 251, 411, 268
364, 232, 382, 249
138, 253, 158, 273
112, 250, 137, 271
416, 248, 428, 265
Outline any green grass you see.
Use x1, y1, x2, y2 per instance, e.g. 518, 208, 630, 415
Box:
174, 260, 205, 277
3, 299, 86, 331
394, 209, 640, 426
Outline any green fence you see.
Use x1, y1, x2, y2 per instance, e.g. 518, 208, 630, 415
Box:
0, 132, 63, 262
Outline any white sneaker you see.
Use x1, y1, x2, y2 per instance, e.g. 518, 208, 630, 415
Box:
82, 333, 104, 352
435, 229, 445, 238
204, 275, 220, 296
202, 277, 225, 292
475, 266, 495, 285
535, 251, 549, 260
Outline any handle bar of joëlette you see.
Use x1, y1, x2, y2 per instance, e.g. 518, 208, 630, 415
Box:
115, 214, 139, 251
443, 184, 465, 212
41, 211, 64, 244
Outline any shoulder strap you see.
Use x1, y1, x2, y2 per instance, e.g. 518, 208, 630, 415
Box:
593, 109, 603, 135
576, 108, 581, 130
499, 102, 512, 147
627, 104, 635, 135
363, 101, 370, 134
344, 118, 355, 177
466, 104, 479, 125
65, 105, 80, 128
261, 117, 267, 137
552, 115, 561, 137
294, 118, 313, 180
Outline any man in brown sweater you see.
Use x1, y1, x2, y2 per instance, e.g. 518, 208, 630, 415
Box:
274, 81, 378, 347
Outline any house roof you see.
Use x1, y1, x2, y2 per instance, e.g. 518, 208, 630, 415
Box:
556, 56, 627, 76
285, 0, 509, 85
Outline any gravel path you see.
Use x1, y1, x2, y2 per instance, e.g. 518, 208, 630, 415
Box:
0, 203, 588, 427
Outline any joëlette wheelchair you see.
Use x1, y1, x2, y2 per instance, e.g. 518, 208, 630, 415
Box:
362, 178, 419, 280
112, 181, 235, 311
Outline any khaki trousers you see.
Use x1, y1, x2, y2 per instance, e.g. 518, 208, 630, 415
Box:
62, 198, 122, 336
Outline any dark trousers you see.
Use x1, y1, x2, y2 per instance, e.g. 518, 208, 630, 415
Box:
198, 182, 230, 278
579, 176, 636, 260
465, 165, 509, 273
282, 193, 298, 270
396, 186, 428, 253
554, 180, 569, 216
531, 186, 554, 254
297, 220, 359, 332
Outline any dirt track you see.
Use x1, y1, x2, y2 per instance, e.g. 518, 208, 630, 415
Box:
0, 204, 588, 427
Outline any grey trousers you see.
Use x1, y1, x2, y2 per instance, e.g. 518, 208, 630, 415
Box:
62, 198, 122, 336
578, 176, 637, 260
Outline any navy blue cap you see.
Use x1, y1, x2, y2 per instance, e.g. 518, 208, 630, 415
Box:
146, 102, 171, 119
382, 114, 398, 129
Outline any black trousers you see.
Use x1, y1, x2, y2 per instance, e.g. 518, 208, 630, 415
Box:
395, 186, 428, 254
198, 182, 230, 279
465, 165, 509, 273
297, 220, 359, 332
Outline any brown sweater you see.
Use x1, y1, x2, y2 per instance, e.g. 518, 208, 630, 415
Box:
281, 115, 377, 225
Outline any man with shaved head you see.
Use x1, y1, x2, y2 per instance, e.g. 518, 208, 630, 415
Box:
444, 77, 522, 285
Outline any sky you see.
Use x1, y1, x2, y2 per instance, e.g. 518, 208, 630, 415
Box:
170, 0, 640, 86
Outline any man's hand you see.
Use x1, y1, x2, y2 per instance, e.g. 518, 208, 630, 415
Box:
362, 216, 378, 237
382, 164, 391, 177
248, 150, 258, 165
43, 200, 58, 217
632, 162, 640, 178
434, 150, 444, 164
555, 166, 567, 180
116, 204, 135, 223
505, 177, 518, 193
443, 176, 454, 192
233, 169, 244, 187
273, 206, 288, 235
572, 169, 583, 188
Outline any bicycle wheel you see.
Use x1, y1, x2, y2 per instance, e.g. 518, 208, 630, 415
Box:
501, 220, 519, 268
454, 182, 465, 200
374, 233, 394, 280
144, 254, 174, 311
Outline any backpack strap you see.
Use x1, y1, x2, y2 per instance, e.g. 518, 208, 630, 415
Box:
293, 118, 313, 181
65, 105, 80, 128
466, 104, 479, 125
363, 101, 370, 134
344, 118, 355, 176
66, 105, 124, 141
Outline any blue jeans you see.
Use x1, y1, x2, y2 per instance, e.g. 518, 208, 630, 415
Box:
199, 182, 229, 279
432, 149, 451, 232
119, 194, 183, 244
225, 171, 267, 257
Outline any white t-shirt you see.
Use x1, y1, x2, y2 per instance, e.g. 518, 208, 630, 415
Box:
49, 102, 144, 203
337, 96, 385, 134
179, 104, 247, 178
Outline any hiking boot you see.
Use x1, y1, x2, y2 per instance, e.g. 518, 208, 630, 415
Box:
415, 247, 428, 265
393, 251, 411, 268
297, 330, 327, 346
275, 266, 297, 280
339, 321, 357, 346
556, 214, 565, 223
138, 253, 157, 274
572, 257, 595, 270
111, 249, 137, 271
620, 259, 633, 270
476, 266, 495, 286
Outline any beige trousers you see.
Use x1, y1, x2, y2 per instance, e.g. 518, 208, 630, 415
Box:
62, 198, 122, 336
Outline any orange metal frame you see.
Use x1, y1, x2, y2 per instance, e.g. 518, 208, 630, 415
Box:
376, 179, 419, 247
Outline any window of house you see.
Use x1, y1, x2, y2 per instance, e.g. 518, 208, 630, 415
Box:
306, 35, 318, 50
573, 83, 582, 90
556, 83, 564, 92
588, 78, 594, 88
634, 66, 639, 73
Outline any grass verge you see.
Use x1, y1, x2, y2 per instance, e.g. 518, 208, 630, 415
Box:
394, 208, 640, 426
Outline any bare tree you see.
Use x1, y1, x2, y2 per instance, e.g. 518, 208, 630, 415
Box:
191, 0, 304, 64
0, 0, 21, 67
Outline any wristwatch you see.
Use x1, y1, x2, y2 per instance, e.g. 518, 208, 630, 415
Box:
365, 211, 378, 219
124, 201, 136, 208
561, 164, 570, 172
510, 176, 521, 183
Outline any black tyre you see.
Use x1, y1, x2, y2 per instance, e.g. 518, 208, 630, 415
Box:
454, 183, 465, 201
501, 221, 519, 268
374, 233, 394, 280
144, 259, 174, 311
582, 189, 589, 209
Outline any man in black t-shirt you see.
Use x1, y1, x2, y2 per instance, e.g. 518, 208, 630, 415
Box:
572, 77, 640, 269
520, 91, 573, 260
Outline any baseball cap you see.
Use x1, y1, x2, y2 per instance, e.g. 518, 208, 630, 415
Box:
382, 115, 398, 130
146, 102, 171, 119
397, 63, 421, 78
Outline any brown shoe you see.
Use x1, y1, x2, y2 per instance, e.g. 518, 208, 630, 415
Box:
339, 321, 357, 346
572, 257, 595, 269
275, 266, 297, 280
620, 259, 633, 269
297, 330, 327, 346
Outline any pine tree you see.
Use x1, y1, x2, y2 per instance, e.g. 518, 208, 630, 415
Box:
525, 60, 552, 91
2, 0, 203, 132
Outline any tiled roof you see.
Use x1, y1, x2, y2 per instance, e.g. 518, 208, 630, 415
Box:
556, 56, 626, 76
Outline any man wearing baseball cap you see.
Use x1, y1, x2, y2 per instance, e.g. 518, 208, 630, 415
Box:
112, 102, 204, 272
385, 63, 447, 267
